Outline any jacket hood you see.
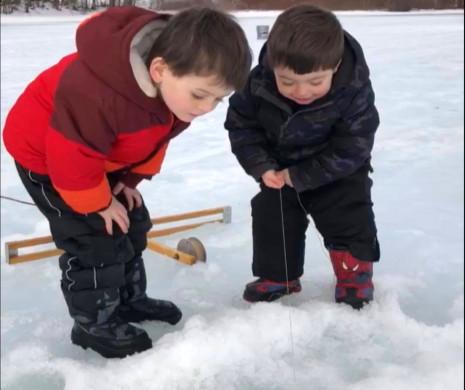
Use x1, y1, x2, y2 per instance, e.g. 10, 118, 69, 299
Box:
258, 31, 370, 91
76, 6, 170, 113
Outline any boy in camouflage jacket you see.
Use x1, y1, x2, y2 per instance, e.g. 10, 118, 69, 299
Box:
225, 4, 380, 309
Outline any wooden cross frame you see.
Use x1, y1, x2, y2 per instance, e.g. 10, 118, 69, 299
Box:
4, 206, 231, 266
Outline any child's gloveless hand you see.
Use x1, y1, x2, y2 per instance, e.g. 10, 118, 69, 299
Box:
261, 169, 285, 189
97, 196, 130, 235
113, 182, 142, 211
279, 168, 294, 188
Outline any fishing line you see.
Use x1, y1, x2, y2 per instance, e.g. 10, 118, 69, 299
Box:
0, 195, 35, 206
295, 191, 330, 261
278, 188, 297, 382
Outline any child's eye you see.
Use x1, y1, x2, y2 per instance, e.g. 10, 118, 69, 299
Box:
191, 93, 206, 100
310, 81, 323, 87
282, 82, 294, 87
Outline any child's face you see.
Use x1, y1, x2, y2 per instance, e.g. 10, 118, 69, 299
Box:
150, 58, 232, 122
273, 66, 337, 105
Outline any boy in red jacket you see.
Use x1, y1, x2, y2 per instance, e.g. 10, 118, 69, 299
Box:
3, 6, 251, 358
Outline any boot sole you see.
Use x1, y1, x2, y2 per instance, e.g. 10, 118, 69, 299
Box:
243, 287, 302, 303
71, 327, 152, 359
336, 297, 371, 310
336, 287, 373, 310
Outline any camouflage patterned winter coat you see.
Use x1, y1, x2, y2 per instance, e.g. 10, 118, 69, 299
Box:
224, 32, 379, 193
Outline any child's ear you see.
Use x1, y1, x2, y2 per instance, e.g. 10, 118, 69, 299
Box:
149, 57, 167, 84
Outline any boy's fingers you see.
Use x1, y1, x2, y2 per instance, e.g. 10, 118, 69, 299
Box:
120, 208, 130, 228
135, 193, 142, 208
105, 216, 113, 235
112, 182, 125, 195
118, 210, 130, 230
267, 181, 281, 189
114, 213, 129, 234
125, 192, 134, 211
268, 181, 280, 189
114, 197, 129, 216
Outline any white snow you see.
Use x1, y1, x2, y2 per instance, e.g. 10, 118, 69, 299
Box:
1, 11, 464, 390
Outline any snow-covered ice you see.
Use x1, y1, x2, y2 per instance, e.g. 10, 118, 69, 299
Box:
1, 11, 463, 390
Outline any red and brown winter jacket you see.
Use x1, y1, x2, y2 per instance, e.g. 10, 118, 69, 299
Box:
3, 6, 189, 214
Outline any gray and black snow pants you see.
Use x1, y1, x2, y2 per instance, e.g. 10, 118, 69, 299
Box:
16, 162, 152, 327
251, 163, 380, 282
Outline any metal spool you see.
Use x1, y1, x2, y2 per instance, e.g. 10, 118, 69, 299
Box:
176, 237, 207, 263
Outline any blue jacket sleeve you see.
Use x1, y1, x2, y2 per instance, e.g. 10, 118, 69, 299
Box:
224, 76, 280, 181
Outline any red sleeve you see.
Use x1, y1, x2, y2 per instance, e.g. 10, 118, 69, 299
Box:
46, 80, 116, 214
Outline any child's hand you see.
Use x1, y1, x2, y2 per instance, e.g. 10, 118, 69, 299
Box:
261, 170, 285, 189
97, 196, 130, 235
113, 182, 142, 211
280, 168, 294, 188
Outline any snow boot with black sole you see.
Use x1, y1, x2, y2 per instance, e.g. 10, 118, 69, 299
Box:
329, 249, 374, 310
243, 278, 302, 302
71, 320, 152, 358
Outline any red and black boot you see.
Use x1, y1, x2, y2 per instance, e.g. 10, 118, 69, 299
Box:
243, 278, 302, 302
329, 250, 374, 309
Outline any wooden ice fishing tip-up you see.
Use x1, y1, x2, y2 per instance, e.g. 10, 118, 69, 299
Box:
4, 206, 231, 266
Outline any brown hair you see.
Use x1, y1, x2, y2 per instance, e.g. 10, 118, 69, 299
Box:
267, 4, 344, 74
147, 7, 252, 90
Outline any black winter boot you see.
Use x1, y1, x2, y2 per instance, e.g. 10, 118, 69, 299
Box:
120, 256, 182, 325
119, 297, 182, 325
59, 253, 153, 358
243, 278, 302, 302
62, 285, 153, 358
71, 319, 152, 358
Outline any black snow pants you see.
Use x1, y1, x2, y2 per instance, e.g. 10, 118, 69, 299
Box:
16, 162, 153, 327
251, 164, 380, 282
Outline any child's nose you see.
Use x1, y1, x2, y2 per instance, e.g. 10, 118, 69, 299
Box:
295, 84, 310, 98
